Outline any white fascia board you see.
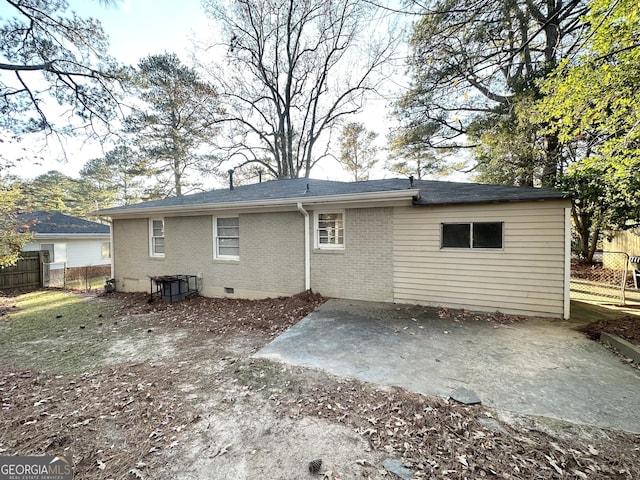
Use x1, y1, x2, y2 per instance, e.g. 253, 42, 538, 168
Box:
100, 189, 421, 219
34, 233, 110, 240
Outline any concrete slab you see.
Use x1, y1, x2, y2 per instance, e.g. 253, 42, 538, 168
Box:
256, 299, 640, 433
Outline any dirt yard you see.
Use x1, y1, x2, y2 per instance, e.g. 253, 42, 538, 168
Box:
1, 290, 639, 479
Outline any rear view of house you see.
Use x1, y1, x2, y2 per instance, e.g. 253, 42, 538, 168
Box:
97, 178, 570, 318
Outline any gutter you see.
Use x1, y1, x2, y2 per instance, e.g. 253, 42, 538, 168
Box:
297, 203, 311, 291
32, 233, 110, 239
96, 189, 421, 219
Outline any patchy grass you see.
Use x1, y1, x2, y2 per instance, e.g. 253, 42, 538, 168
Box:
0, 290, 136, 373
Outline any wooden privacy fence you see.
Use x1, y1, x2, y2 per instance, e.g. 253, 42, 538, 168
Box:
0, 251, 49, 290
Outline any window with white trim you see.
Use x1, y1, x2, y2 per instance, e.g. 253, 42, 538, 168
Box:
315, 212, 344, 249
101, 241, 111, 260
441, 222, 503, 249
214, 217, 240, 259
149, 219, 165, 257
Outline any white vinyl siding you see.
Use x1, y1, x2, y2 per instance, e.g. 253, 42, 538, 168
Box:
24, 239, 110, 267
149, 219, 165, 257
393, 201, 568, 317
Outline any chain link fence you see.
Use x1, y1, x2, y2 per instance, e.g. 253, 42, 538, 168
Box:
571, 251, 630, 304
46, 262, 67, 289
45, 264, 111, 291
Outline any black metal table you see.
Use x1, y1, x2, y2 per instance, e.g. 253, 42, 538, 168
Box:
149, 274, 198, 302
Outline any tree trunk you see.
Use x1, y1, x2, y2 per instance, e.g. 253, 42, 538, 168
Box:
174, 157, 182, 196
542, 132, 560, 187
572, 204, 591, 263
587, 226, 600, 265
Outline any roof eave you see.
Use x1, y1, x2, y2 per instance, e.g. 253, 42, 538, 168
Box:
33, 233, 110, 239
97, 189, 421, 219
414, 195, 569, 207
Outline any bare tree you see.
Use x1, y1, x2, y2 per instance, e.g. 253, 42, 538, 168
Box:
202, 0, 400, 179
0, 0, 126, 155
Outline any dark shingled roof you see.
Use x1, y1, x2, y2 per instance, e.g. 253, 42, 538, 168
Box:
97, 178, 567, 215
18, 212, 110, 235
412, 179, 567, 205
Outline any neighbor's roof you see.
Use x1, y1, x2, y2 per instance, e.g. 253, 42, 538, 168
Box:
95, 178, 567, 216
18, 211, 110, 235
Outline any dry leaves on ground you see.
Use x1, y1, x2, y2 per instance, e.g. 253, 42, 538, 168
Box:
578, 316, 640, 346
437, 306, 527, 324
0, 365, 198, 479
2, 290, 640, 480
109, 290, 324, 336
257, 364, 640, 479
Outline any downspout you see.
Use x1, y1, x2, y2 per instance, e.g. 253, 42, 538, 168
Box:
109, 219, 114, 281
297, 202, 311, 291
101, 216, 115, 287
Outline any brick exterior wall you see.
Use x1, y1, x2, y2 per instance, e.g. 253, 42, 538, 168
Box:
309, 207, 394, 302
226, 211, 305, 296
112, 217, 157, 292
112, 212, 305, 298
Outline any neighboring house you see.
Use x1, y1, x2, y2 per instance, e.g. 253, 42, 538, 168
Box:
96, 178, 571, 318
19, 212, 111, 268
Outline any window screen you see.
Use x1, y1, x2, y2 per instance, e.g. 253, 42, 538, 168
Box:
441, 222, 503, 249
473, 222, 503, 248
441, 223, 471, 248
216, 217, 240, 258
150, 219, 165, 256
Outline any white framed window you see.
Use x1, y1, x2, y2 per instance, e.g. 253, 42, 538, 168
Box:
101, 241, 111, 260
149, 218, 165, 257
441, 222, 503, 249
315, 212, 345, 249
214, 217, 239, 259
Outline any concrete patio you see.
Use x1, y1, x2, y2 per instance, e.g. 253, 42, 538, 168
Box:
256, 299, 640, 433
